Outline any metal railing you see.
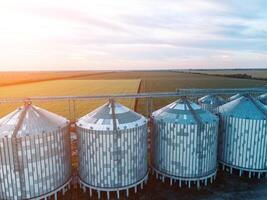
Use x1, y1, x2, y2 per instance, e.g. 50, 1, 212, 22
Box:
0, 87, 266, 103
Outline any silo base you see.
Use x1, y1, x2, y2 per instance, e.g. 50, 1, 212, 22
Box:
152, 168, 216, 189
219, 161, 267, 179
29, 178, 72, 200
79, 173, 148, 199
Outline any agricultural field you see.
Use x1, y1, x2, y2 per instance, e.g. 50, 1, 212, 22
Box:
69, 70, 267, 116
0, 70, 111, 86
189, 69, 267, 79
0, 79, 140, 118
0, 70, 266, 117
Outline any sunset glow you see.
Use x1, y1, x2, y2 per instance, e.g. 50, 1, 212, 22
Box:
0, 0, 267, 70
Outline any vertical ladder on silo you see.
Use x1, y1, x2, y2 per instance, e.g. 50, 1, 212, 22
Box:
183, 97, 205, 179
12, 103, 28, 199
110, 99, 123, 186
147, 97, 153, 167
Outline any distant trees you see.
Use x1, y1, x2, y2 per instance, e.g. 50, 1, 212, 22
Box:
220, 73, 252, 79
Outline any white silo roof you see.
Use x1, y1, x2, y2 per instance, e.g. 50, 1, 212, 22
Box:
152, 98, 218, 124
0, 103, 69, 138
198, 95, 226, 105
259, 93, 267, 102
229, 93, 242, 101
77, 100, 147, 131
218, 96, 267, 120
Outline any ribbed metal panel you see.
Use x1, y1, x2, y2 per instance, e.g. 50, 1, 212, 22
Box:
77, 124, 147, 188
219, 116, 267, 171
152, 99, 219, 181
153, 121, 218, 179
77, 101, 148, 191
0, 105, 72, 200
218, 96, 267, 172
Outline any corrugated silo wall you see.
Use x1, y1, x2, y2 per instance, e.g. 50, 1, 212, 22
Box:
199, 104, 214, 113
152, 120, 218, 178
0, 126, 72, 200
77, 124, 148, 188
218, 116, 267, 170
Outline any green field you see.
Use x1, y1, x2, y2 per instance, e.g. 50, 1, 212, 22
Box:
0, 79, 140, 118
69, 71, 267, 116
0, 70, 266, 119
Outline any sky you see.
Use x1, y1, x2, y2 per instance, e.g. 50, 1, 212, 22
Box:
0, 0, 267, 71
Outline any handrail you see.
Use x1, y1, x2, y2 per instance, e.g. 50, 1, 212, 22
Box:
0, 87, 266, 104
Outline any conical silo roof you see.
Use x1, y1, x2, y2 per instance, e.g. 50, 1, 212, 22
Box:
77, 100, 147, 131
0, 102, 69, 138
229, 93, 242, 101
198, 95, 226, 106
152, 98, 218, 124
259, 93, 267, 104
218, 96, 267, 120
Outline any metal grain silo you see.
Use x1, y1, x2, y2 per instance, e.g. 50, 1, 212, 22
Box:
198, 95, 226, 113
218, 96, 267, 178
258, 93, 267, 105
0, 102, 72, 200
77, 100, 148, 199
152, 98, 219, 188
229, 93, 242, 101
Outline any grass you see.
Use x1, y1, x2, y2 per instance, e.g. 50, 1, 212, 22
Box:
69, 71, 267, 115
0, 70, 266, 118
0, 79, 141, 118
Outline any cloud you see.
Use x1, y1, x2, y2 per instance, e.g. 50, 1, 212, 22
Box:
0, 0, 266, 70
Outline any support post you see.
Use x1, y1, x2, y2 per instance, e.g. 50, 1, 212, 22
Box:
97, 191, 101, 199
126, 189, 129, 197
204, 179, 207, 186
116, 190, 120, 199
197, 180, 200, 189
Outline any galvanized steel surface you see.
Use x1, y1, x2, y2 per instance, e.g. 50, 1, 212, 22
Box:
77, 101, 148, 190
218, 96, 267, 119
152, 99, 217, 124
198, 95, 226, 112
0, 104, 68, 137
229, 93, 243, 101
152, 99, 219, 180
218, 96, 267, 171
0, 105, 72, 200
77, 101, 147, 131
259, 93, 267, 105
